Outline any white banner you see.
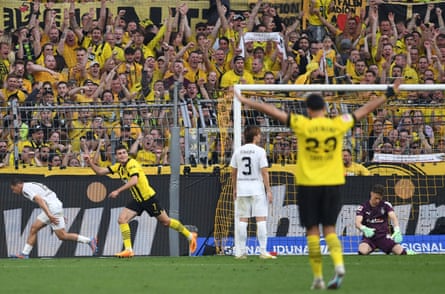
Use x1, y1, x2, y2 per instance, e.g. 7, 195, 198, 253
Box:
243, 32, 287, 59
373, 153, 445, 163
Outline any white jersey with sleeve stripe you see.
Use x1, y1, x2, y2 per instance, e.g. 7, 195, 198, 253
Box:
230, 143, 268, 197
22, 182, 63, 213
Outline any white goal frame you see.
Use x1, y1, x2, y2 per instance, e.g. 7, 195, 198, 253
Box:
231, 83, 445, 256
233, 84, 445, 150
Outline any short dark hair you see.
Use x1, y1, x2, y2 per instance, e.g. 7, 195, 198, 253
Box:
10, 178, 24, 186
218, 36, 229, 44
195, 22, 207, 29
342, 148, 352, 155
115, 144, 128, 152
371, 184, 385, 196
124, 47, 136, 55
306, 93, 325, 111
233, 55, 244, 63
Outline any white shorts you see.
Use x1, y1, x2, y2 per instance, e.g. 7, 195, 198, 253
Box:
37, 210, 65, 231
236, 194, 268, 218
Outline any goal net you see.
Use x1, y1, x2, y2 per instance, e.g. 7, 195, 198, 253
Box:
214, 84, 445, 255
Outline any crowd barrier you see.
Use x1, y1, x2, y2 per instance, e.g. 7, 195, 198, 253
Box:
1, 168, 444, 257
0, 172, 219, 257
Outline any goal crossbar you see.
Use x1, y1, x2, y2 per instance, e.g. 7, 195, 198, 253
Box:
234, 83, 445, 92
233, 83, 445, 149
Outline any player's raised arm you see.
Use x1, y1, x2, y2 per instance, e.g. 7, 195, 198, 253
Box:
234, 91, 289, 124
84, 153, 109, 176
353, 78, 402, 121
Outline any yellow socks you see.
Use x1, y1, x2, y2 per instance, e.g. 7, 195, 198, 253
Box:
119, 223, 132, 250
307, 235, 323, 278
170, 218, 192, 239
325, 233, 344, 269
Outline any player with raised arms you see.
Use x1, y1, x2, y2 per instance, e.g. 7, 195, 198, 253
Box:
235, 78, 401, 289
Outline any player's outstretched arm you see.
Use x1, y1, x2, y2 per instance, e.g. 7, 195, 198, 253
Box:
353, 78, 402, 121
83, 154, 110, 176
234, 91, 288, 124
109, 175, 138, 198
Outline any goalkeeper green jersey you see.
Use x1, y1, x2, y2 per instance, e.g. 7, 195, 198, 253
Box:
289, 113, 354, 186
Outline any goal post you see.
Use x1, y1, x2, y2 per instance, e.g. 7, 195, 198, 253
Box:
214, 83, 445, 256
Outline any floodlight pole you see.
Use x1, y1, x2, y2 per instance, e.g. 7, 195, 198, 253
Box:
169, 82, 181, 256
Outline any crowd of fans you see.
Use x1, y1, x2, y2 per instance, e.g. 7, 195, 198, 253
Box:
0, 0, 445, 170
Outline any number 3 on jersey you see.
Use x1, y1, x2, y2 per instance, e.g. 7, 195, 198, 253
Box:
241, 156, 252, 175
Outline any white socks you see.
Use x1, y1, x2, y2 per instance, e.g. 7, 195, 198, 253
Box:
236, 221, 248, 256
22, 244, 33, 255
77, 235, 91, 244
257, 221, 267, 253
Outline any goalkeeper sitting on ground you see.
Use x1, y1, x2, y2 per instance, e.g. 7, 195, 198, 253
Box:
355, 184, 415, 255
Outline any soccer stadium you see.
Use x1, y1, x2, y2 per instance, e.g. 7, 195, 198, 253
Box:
0, 0, 445, 293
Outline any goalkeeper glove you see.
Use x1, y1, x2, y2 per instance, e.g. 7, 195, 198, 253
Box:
360, 225, 375, 238
392, 226, 403, 243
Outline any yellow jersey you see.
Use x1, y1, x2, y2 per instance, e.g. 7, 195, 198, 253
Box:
220, 70, 254, 88
135, 149, 157, 166
80, 37, 113, 68
314, 48, 336, 78
344, 162, 371, 176
109, 158, 156, 202
308, 0, 332, 26
289, 113, 354, 186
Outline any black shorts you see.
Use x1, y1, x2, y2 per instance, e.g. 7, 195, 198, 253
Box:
297, 185, 342, 228
126, 195, 164, 217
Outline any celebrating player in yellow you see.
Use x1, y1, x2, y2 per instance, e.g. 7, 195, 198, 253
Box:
235, 78, 401, 290
84, 145, 197, 257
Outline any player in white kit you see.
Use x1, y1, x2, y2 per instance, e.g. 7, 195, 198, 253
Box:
9, 178, 98, 258
230, 125, 276, 259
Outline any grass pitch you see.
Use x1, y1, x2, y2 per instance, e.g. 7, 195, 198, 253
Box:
1, 255, 443, 294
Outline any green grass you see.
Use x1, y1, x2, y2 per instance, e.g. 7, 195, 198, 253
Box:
1, 255, 444, 294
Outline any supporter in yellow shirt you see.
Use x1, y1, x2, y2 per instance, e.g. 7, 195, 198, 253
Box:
68, 47, 88, 84
307, 0, 333, 42
220, 56, 254, 89
58, 29, 79, 69
0, 41, 11, 83
184, 50, 208, 84
0, 73, 28, 106
116, 47, 143, 93
343, 149, 371, 176
80, 27, 113, 68
250, 58, 267, 84
313, 36, 340, 84
68, 109, 92, 152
